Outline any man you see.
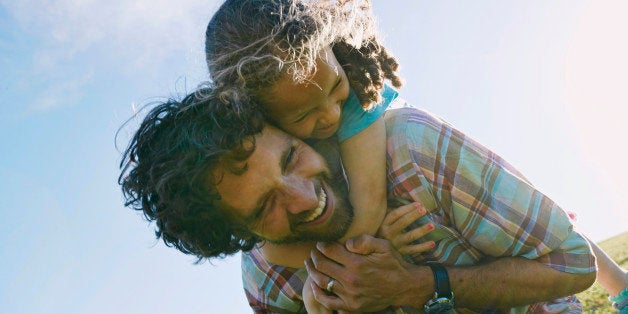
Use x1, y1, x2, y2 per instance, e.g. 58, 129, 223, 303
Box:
120, 89, 596, 313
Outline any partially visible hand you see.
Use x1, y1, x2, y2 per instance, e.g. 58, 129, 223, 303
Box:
305, 235, 426, 312
377, 202, 435, 256
303, 275, 334, 314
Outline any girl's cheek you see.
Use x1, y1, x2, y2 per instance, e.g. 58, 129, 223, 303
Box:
280, 122, 314, 139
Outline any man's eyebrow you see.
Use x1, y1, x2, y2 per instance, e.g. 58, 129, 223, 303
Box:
242, 133, 293, 225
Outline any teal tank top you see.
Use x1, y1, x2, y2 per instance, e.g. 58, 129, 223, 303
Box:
336, 84, 399, 142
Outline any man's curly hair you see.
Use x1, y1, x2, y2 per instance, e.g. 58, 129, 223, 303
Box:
205, 0, 403, 111
118, 88, 265, 259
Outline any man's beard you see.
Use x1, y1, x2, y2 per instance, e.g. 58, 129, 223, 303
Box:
269, 137, 352, 244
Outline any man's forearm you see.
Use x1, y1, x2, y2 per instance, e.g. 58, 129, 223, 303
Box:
310, 237, 597, 312
401, 256, 596, 310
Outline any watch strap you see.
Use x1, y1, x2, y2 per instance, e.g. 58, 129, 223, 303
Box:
428, 263, 452, 299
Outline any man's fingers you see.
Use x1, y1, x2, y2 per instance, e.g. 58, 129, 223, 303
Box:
305, 258, 344, 296
315, 241, 355, 265
302, 276, 334, 314
310, 249, 347, 283
310, 280, 348, 312
344, 234, 391, 255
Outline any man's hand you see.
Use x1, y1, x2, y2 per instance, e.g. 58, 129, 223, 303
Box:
304, 235, 597, 312
303, 276, 335, 314
304, 235, 431, 312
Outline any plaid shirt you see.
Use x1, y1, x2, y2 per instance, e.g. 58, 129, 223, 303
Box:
241, 107, 596, 313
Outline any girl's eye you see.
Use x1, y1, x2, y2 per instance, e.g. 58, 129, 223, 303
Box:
293, 112, 311, 123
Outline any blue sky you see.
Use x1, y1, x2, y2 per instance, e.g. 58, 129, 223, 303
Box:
1, 1, 627, 313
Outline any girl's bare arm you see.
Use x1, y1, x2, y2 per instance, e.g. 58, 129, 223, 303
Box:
338, 117, 388, 240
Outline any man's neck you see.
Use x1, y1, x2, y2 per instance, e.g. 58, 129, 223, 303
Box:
259, 242, 317, 268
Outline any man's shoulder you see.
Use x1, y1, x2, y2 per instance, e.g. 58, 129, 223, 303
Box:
383, 107, 428, 120
382, 107, 449, 147
383, 107, 445, 130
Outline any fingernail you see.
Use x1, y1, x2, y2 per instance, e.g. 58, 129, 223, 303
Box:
427, 223, 434, 230
430, 241, 436, 248
346, 238, 354, 250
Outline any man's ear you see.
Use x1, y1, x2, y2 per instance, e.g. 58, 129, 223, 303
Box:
231, 223, 258, 242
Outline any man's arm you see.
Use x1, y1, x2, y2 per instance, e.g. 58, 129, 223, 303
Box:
362, 108, 596, 311
444, 255, 594, 310
306, 235, 596, 312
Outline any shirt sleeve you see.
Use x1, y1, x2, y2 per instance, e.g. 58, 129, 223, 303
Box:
241, 247, 308, 313
336, 84, 398, 142
386, 108, 596, 274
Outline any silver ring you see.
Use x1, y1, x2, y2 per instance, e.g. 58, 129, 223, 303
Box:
326, 278, 336, 293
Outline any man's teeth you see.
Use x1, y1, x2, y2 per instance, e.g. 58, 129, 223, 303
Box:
303, 188, 327, 223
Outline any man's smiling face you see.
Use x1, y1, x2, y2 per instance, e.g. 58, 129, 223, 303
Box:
212, 125, 353, 244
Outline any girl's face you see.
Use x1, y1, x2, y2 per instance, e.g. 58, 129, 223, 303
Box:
260, 48, 350, 140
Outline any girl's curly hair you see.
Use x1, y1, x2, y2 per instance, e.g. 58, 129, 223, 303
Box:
205, 0, 403, 111
118, 87, 265, 260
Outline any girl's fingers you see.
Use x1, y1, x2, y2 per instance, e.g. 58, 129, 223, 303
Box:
381, 203, 426, 236
398, 241, 436, 256
381, 202, 417, 226
399, 223, 434, 245
388, 204, 427, 232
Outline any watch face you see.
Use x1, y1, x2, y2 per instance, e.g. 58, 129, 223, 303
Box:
425, 298, 454, 313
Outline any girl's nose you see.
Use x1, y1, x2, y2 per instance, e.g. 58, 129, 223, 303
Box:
318, 103, 341, 126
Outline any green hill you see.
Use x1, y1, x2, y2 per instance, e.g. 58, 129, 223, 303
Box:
577, 231, 628, 313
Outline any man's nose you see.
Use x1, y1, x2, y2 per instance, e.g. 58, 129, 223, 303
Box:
277, 175, 319, 215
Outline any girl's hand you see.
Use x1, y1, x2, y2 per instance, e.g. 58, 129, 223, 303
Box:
376, 202, 435, 256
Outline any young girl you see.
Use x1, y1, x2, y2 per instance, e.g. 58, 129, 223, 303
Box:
204, 0, 628, 313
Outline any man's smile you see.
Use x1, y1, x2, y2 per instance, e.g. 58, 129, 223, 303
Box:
299, 183, 333, 226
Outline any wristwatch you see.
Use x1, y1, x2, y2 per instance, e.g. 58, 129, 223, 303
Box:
424, 263, 455, 313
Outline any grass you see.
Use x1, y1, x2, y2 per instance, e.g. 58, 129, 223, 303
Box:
577, 231, 628, 313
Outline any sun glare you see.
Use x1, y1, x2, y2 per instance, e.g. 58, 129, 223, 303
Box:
563, 1, 628, 221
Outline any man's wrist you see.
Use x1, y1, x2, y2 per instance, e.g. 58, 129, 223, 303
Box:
394, 265, 435, 308
424, 264, 455, 313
